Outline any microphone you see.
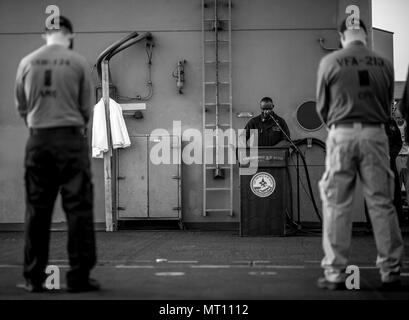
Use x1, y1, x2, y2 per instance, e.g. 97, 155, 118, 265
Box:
266, 112, 290, 143
261, 109, 273, 122
265, 109, 274, 118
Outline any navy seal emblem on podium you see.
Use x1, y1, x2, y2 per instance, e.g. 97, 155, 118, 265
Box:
250, 172, 276, 198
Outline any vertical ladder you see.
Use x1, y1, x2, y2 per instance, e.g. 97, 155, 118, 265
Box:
202, 0, 233, 217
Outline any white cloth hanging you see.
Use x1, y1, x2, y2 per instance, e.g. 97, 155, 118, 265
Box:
92, 98, 108, 158
92, 98, 131, 158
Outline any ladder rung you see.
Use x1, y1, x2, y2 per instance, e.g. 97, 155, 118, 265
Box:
204, 19, 231, 22
205, 60, 230, 64
204, 103, 231, 107
205, 123, 231, 128
203, 0, 233, 219
206, 209, 232, 213
206, 188, 231, 191
205, 40, 230, 43
205, 102, 230, 107
204, 81, 230, 85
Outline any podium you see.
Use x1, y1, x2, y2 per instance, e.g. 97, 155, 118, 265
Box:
239, 146, 289, 236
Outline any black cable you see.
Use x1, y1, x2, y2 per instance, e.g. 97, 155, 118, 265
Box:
292, 138, 326, 217
285, 166, 294, 221
294, 137, 326, 151
285, 151, 323, 235
289, 156, 313, 203
289, 138, 326, 203
288, 154, 322, 216
266, 112, 322, 223
292, 144, 322, 223
285, 209, 322, 236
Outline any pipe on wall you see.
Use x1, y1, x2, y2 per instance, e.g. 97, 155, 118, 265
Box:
97, 32, 154, 101
96, 31, 140, 80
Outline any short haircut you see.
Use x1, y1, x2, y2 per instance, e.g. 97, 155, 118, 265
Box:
260, 97, 273, 104
339, 17, 367, 34
45, 16, 73, 34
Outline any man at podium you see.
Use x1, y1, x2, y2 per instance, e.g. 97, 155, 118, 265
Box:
238, 97, 291, 237
243, 97, 291, 147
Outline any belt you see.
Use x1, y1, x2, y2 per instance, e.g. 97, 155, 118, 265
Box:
331, 123, 384, 129
29, 126, 85, 136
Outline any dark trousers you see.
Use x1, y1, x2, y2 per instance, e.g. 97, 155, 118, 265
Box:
23, 127, 96, 286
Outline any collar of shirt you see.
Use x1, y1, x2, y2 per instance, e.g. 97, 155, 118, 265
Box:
346, 40, 366, 48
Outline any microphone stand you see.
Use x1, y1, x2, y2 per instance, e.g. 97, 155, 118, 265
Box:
266, 111, 322, 230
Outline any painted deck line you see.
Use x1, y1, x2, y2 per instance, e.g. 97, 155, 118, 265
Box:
191, 265, 231, 269
103, 260, 153, 263
2, 263, 408, 272
232, 261, 251, 264
0, 264, 22, 268
50, 259, 154, 264
99, 260, 154, 264
155, 272, 185, 276
248, 271, 278, 276
230, 265, 254, 268
115, 265, 155, 269
306, 260, 409, 266
0, 264, 309, 270
46, 264, 70, 268
0, 264, 70, 268
262, 265, 306, 269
